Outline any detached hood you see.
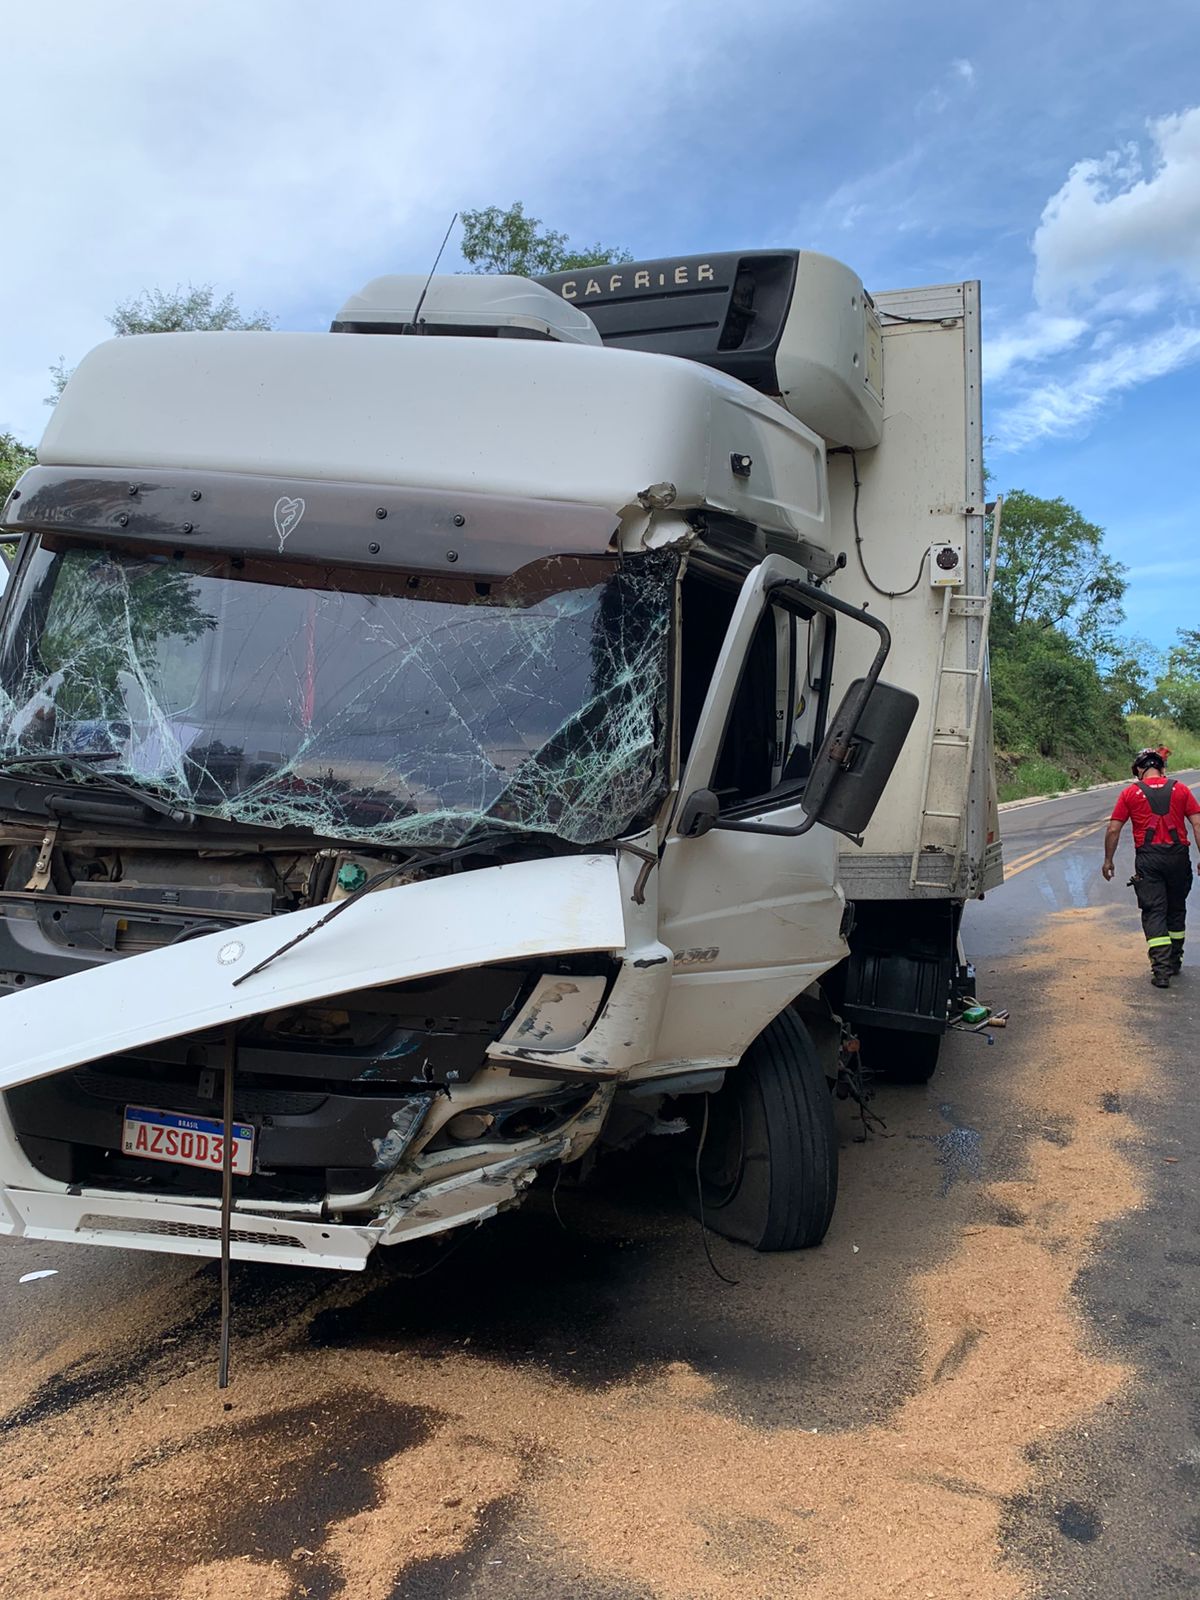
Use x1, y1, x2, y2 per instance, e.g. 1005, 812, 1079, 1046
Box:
0, 855, 625, 1091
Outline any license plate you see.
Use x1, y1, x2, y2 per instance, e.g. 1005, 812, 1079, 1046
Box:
122, 1105, 255, 1176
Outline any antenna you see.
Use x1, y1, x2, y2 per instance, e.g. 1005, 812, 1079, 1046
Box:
407, 212, 459, 334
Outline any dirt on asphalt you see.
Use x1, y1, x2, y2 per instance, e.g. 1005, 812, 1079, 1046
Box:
0, 902, 1159, 1600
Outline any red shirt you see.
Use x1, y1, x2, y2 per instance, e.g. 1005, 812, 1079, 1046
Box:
1111, 775, 1199, 847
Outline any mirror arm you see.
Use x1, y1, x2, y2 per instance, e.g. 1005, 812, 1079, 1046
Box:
764, 576, 893, 692
712, 809, 824, 839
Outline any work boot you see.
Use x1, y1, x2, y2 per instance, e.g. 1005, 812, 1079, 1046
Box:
1150, 947, 1173, 988
1167, 937, 1184, 976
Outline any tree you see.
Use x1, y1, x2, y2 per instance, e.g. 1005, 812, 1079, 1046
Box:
460, 201, 631, 276
986, 489, 1134, 772
991, 622, 1129, 764
1146, 627, 1200, 732
1, 434, 36, 572
1103, 640, 1162, 716
1167, 627, 1200, 676
1, 433, 35, 507
3, 548, 218, 755
48, 284, 274, 401
107, 285, 273, 338
990, 490, 1126, 654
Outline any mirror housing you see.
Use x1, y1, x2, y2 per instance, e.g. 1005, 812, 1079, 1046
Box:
677, 787, 720, 838
802, 678, 919, 841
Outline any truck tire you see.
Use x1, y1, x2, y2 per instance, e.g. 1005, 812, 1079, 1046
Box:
682, 1008, 838, 1251
859, 1024, 941, 1085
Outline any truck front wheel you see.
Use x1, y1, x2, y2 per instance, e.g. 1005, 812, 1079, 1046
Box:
682, 1008, 838, 1251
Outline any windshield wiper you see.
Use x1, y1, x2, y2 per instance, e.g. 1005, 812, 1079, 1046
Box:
0, 751, 195, 825
232, 828, 535, 987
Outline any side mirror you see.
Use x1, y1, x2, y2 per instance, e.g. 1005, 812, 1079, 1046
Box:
802, 678, 919, 841
677, 787, 720, 838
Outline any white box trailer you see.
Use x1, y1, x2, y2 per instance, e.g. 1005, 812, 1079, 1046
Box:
0, 249, 1000, 1280
830, 278, 999, 902
538, 255, 1002, 1080
826, 280, 1002, 1080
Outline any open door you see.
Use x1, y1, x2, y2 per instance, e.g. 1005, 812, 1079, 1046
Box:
653, 554, 847, 1066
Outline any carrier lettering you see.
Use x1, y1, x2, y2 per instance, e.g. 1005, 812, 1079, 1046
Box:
556, 262, 717, 300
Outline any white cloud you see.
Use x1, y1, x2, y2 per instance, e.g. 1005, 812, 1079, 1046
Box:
982, 312, 1086, 383
0, 0, 745, 442
991, 324, 1200, 450
990, 104, 1200, 450
815, 144, 932, 238
1033, 106, 1200, 309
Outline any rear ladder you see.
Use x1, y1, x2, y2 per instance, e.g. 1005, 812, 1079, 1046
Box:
909, 496, 1001, 891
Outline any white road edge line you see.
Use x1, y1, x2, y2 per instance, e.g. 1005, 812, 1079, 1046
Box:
999, 769, 1200, 813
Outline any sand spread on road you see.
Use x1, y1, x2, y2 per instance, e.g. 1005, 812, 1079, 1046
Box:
0, 903, 1152, 1599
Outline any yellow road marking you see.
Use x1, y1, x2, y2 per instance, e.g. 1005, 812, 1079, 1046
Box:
1004, 818, 1107, 879
1005, 821, 1105, 875
1004, 822, 1096, 873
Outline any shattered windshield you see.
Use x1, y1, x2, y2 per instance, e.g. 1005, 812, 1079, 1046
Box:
0, 538, 675, 847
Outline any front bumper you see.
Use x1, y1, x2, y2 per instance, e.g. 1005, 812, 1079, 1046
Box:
0, 846, 688, 1270
0, 1140, 567, 1271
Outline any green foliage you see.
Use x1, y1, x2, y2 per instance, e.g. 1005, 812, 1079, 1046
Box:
1102, 639, 1162, 715
997, 748, 1135, 804
1171, 628, 1200, 674
48, 284, 275, 401
1125, 714, 1200, 771
989, 488, 1139, 792
991, 619, 1130, 765
1, 434, 35, 570
1137, 629, 1198, 728
1143, 628, 1200, 732
0, 433, 35, 506
1148, 675, 1200, 733
990, 489, 1126, 654
460, 202, 631, 276
14, 550, 216, 728
997, 756, 1075, 803
108, 285, 274, 338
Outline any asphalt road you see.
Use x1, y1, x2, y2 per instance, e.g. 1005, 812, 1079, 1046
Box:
976, 773, 1200, 1600
0, 778, 1197, 1600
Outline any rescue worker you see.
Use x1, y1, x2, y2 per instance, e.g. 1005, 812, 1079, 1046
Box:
1102, 749, 1200, 987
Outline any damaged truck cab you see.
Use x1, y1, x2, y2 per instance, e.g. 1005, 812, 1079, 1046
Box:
0, 253, 997, 1269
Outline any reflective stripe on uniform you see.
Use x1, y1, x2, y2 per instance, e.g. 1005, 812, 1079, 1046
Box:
1169, 930, 1186, 940
1147, 935, 1173, 948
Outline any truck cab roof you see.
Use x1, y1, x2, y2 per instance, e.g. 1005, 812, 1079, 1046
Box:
37, 324, 831, 556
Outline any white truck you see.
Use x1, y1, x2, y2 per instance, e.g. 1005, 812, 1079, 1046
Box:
0, 250, 1000, 1272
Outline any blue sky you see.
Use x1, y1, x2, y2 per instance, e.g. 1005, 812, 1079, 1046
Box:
4, 0, 1199, 644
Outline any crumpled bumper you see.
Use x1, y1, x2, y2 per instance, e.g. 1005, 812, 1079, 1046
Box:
0, 1140, 566, 1271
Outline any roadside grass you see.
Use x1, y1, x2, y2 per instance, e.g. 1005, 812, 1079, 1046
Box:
997, 752, 1128, 804
998, 756, 1075, 803
998, 718, 1200, 804
1125, 714, 1200, 771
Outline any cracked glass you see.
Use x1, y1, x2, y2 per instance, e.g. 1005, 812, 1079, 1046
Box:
0, 537, 675, 847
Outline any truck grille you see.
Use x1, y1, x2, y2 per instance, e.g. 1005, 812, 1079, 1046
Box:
70, 1068, 325, 1118
78, 1213, 306, 1248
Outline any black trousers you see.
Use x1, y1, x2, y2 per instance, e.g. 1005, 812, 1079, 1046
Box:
1132, 844, 1192, 951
